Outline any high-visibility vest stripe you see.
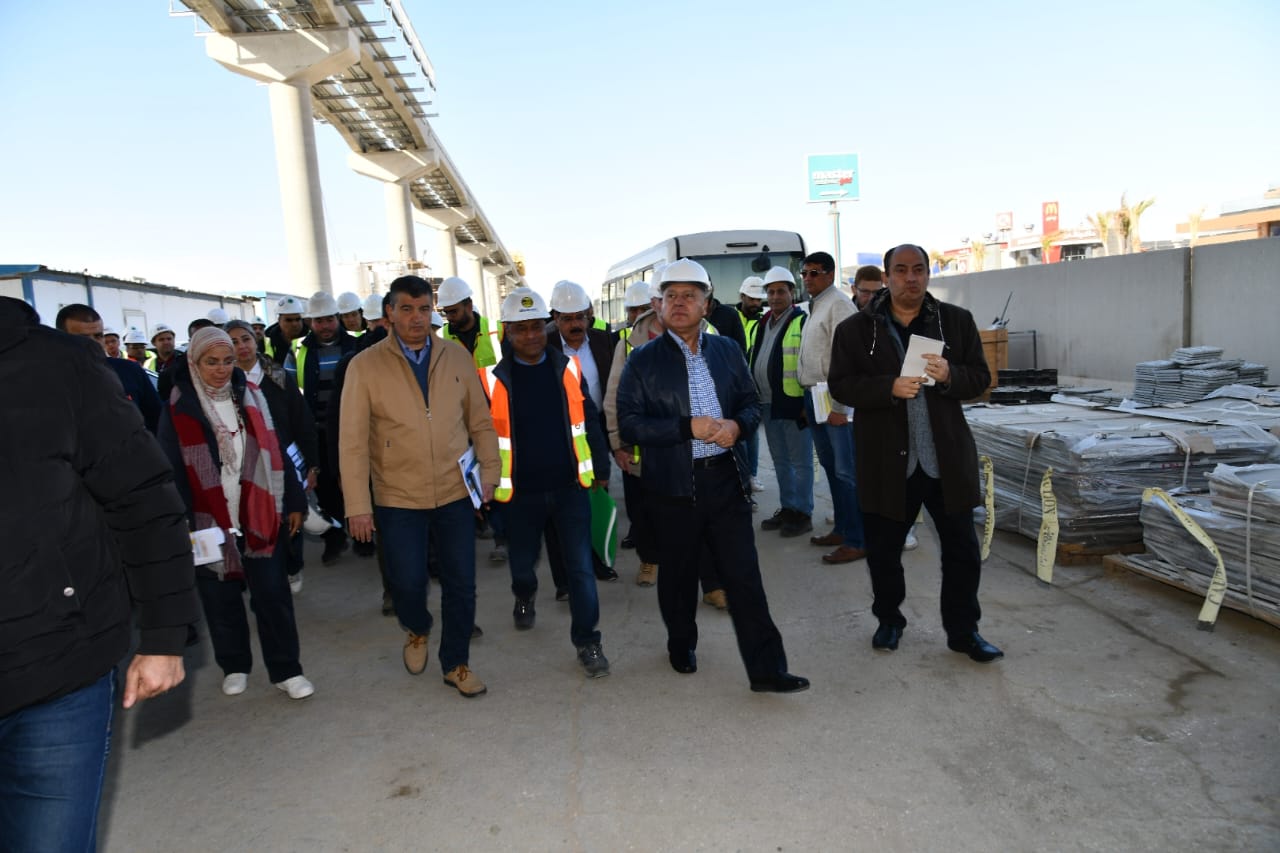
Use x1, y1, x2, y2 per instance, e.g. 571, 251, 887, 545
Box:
780, 314, 805, 398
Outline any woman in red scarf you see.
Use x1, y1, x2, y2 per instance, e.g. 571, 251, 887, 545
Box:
158, 327, 314, 699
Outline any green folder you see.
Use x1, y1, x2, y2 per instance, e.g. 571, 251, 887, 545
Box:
589, 487, 619, 568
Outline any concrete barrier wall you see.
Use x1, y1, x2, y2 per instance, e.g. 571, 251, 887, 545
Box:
1189, 239, 1280, 372
928, 241, 1278, 383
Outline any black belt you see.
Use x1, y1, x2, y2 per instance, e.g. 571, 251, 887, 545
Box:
692, 452, 733, 470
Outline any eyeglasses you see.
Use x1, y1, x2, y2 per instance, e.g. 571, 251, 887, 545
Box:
800, 269, 828, 278
856, 287, 882, 296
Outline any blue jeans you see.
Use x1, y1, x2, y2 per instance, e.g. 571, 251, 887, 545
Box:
502, 484, 601, 649
0, 671, 114, 852
806, 393, 865, 547
745, 428, 760, 477
762, 411, 814, 517
375, 498, 477, 673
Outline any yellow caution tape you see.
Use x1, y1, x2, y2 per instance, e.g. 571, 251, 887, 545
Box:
980, 455, 995, 560
1143, 487, 1227, 630
1036, 467, 1057, 584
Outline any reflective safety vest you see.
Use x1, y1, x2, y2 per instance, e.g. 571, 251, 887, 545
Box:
264, 335, 301, 362
592, 317, 608, 333
779, 313, 805, 398
480, 356, 594, 502
142, 352, 157, 372
445, 315, 502, 368
738, 310, 759, 351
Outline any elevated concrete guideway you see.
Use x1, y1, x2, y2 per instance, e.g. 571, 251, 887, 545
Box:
175, 0, 520, 311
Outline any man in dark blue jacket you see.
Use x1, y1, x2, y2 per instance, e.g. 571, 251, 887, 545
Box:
0, 296, 199, 850
55, 303, 162, 433
616, 259, 808, 694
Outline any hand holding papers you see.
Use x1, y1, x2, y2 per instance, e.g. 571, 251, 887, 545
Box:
901, 335, 944, 386
191, 527, 226, 566
458, 445, 485, 509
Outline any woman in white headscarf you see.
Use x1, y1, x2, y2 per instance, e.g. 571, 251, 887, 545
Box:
157, 327, 313, 699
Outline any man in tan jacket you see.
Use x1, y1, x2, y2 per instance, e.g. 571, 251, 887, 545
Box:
340, 275, 500, 698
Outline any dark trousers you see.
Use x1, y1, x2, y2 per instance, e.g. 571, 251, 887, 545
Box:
195, 528, 303, 683
864, 467, 983, 636
375, 498, 476, 673
649, 457, 787, 679
503, 485, 602, 648
314, 427, 345, 529
621, 470, 660, 564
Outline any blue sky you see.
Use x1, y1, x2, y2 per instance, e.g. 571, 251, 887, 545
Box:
1, 1, 1276, 298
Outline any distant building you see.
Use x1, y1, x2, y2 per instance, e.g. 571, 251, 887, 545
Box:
1175, 185, 1280, 245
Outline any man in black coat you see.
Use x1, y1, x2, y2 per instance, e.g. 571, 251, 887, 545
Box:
0, 296, 199, 850
616, 259, 808, 694
828, 244, 1003, 662
55, 303, 162, 433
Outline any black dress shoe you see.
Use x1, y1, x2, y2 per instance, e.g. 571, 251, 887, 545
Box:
749, 672, 810, 693
594, 566, 619, 582
513, 598, 535, 630
620, 531, 635, 549
669, 649, 697, 674
947, 631, 1004, 662
555, 587, 569, 602
872, 624, 903, 651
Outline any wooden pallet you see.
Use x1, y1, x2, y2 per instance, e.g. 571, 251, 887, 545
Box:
1102, 553, 1280, 630
1056, 540, 1145, 566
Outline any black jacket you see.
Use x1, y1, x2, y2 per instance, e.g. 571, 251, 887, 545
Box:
616, 330, 760, 499
746, 306, 807, 423
544, 326, 615, 404
157, 361, 307, 529
292, 328, 358, 421
253, 355, 318, 476
827, 290, 990, 520
0, 297, 198, 717
707, 299, 748, 353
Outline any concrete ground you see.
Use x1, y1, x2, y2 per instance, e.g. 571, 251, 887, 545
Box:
100, 466, 1280, 852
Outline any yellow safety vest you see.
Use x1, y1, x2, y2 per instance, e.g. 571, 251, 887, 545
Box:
480, 357, 594, 502
738, 310, 759, 351
445, 315, 502, 368
143, 352, 157, 372
779, 314, 805, 398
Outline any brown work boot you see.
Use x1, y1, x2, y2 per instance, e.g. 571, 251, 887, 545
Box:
702, 589, 728, 610
443, 664, 487, 697
636, 562, 658, 587
810, 531, 842, 547
822, 545, 868, 565
403, 631, 429, 675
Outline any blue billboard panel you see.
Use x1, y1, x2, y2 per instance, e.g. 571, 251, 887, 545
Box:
807, 153, 860, 203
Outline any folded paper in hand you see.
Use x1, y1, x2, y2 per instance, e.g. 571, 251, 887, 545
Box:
191, 527, 226, 566
901, 335, 944, 386
809, 382, 833, 424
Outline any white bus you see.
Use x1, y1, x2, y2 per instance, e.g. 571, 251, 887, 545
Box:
598, 229, 807, 327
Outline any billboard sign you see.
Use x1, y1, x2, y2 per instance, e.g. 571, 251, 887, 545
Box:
807, 153, 860, 203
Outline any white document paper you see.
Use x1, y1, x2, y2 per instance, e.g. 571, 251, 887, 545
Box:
190, 527, 226, 566
809, 382, 833, 424
901, 335, 944, 386
458, 445, 485, 509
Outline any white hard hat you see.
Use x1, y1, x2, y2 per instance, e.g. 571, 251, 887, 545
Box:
207, 307, 230, 325
362, 293, 384, 319
276, 295, 306, 316
149, 323, 174, 342
500, 287, 550, 323
624, 281, 652, 308
740, 276, 766, 299
336, 291, 362, 314
763, 266, 796, 286
302, 494, 333, 536
659, 258, 711, 291
431, 311, 445, 328
103, 327, 119, 339
435, 276, 472, 309
549, 280, 591, 313
305, 291, 339, 319
252, 316, 265, 327
123, 327, 148, 345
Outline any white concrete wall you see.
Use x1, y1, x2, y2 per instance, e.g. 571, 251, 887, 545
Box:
1189, 238, 1280, 373
31, 277, 90, 326
0, 280, 22, 301
930, 250, 1192, 383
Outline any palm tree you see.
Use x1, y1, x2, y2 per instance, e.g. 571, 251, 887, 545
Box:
968, 238, 986, 272
1039, 230, 1064, 264
1127, 196, 1156, 252
928, 248, 952, 272
1087, 211, 1113, 256
1187, 206, 1206, 247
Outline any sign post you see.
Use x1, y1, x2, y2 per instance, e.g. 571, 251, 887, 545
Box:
807, 153, 860, 282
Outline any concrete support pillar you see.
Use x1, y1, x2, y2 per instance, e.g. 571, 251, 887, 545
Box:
469, 256, 487, 317
384, 181, 416, 263
268, 79, 333, 293
434, 227, 458, 278
207, 28, 361, 295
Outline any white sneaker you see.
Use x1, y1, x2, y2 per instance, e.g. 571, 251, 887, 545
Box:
274, 675, 315, 700
289, 573, 303, 594
903, 530, 919, 551
221, 673, 248, 696
750, 476, 765, 493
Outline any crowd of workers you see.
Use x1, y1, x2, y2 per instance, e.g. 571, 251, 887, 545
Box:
1, 242, 1003, 847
